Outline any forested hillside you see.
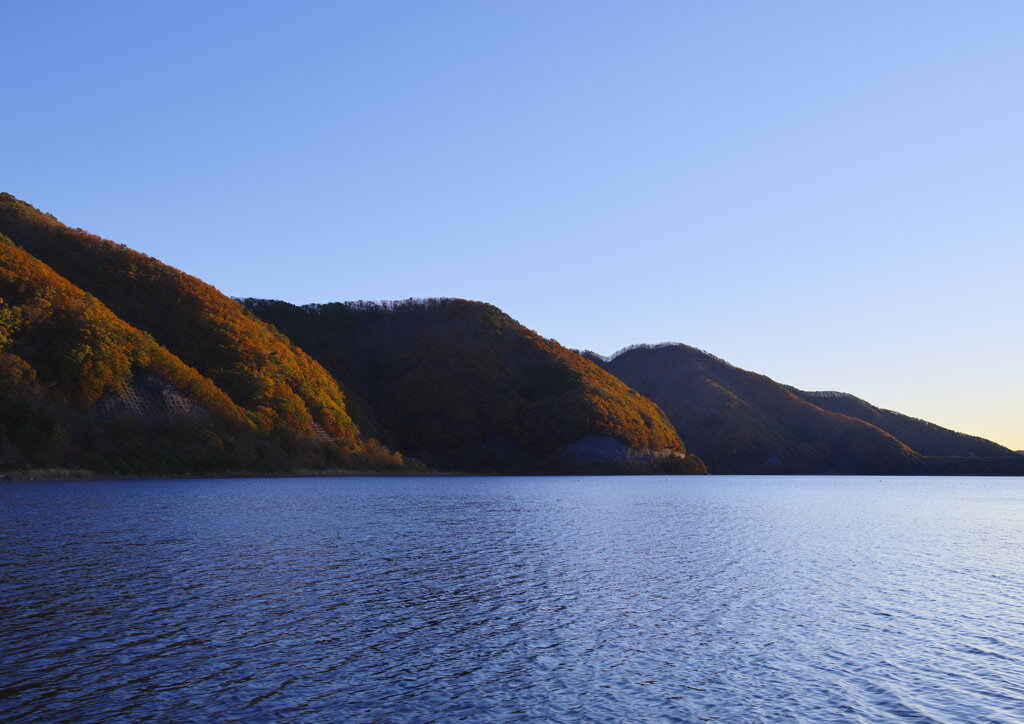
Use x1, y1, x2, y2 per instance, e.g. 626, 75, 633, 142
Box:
3, 192, 1015, 478
0, 194, 366, 442
589, 343, 918, 474
788, 388, 1013, 458
245, 298, 704, 474
591, 343, 1024, 475
0, 194, 700, 477
0, 195, 407, 475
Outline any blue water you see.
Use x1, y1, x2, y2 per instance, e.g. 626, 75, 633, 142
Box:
2, 476, 1023, 723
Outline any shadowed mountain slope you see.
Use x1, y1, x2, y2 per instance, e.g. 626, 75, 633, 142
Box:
788, 389, 1013, 458
590, 343, 1024, 475
245, 298, 704, 474
0, 194, 407, 474
589, 343, 917, 473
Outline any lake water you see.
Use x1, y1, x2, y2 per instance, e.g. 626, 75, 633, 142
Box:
2, 476, 1023, 723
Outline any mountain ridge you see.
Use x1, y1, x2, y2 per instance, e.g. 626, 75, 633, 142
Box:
1, 192, 1017, 477
588, 342, 1023, 475
0, 193, 362, 442
244, 297, 704, 474
0, 193, 704, 476
0, 194, 408, 474
787, 387, 1011, 458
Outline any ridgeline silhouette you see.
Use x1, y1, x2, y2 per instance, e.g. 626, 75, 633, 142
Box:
1, 194, 1018, 477
589, 343, 1024, 475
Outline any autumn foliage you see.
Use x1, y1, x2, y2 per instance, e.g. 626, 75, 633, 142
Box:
0, 195, 407, 474
245, 298, 694, 473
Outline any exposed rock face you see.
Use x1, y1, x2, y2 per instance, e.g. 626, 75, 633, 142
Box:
564, 435, 632, 461
562, 435, 680, 462
92, 374, 206, 422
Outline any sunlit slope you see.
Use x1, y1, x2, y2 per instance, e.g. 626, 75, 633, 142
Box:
0, 234, 408, 474
1, 235, 241, 411
245, 298, 703, 474
0, 234, 251, 472
591, 344, 921, 474
0, 193, 363, 445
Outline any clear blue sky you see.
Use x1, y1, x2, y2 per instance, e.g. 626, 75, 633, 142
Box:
2, 1, 1022, 449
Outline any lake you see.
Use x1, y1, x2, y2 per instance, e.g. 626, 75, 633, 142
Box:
2, 476, 1023, 722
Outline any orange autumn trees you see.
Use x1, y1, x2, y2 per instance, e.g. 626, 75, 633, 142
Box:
0, 235, 239, 417
0, 192, 703, 476
0, 195, 408, 474
245, 297, 702, 473
0, 193, 358, 441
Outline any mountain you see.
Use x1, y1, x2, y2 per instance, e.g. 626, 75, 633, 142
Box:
0, 193, 701, 476
244, 298, 704, 474
787, 389, 1012, 458
2, 192, 1013, 478
588, 343, 1024, 475
0, 194, 407, 475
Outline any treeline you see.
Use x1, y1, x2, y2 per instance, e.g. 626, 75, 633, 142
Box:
583, 341, 732, 368
245, 296, 458, 316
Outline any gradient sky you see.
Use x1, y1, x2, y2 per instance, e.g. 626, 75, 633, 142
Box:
2, 2, 1022, 449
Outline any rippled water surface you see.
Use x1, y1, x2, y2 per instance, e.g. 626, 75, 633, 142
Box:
2, 476, 1024, 722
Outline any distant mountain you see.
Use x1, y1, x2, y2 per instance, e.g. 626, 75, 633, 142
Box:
589, 343, 1024, 475
0, 194, 408, 475
588, 343, 916, 474
245, 298, 704, 474
787, 389, 1012, 458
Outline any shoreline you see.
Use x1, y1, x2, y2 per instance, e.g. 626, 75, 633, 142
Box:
3, 467, 1022, 482
0, 468, 451, 483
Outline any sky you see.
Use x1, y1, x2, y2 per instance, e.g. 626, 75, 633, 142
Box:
2, 1, 1022, 449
